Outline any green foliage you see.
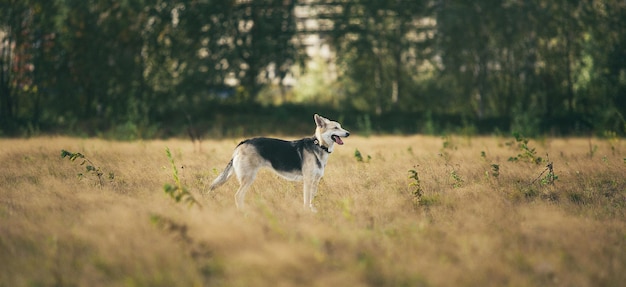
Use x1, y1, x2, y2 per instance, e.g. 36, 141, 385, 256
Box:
480, 150, 500, 179
531, 162, 558, 186
164, 147, 202, 208
504, 133, 558, 186
439, 135, 456, 162
450, 170, 463, 188
507, 133, 543, 165
544, 162, 558, 185
354, 149, 371, 163
60, 149, 109, 187
441, 135, 456, 151
0, 0, 302, 136
1, 0, 626, 137
490, 164, 500, 179
408, 167, 424, 206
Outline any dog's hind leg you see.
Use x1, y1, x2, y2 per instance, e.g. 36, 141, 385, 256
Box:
232, 157, 259, 210
234, 178, 254, 209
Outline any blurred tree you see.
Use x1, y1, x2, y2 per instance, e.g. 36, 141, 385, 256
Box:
171, 0, 301, 102
581, 0, 626, 132
433, 0, 626, 134
435, 0, 541, 119
1, 0, 303, 136
61, 0, 140, 122
330, 0, 432, 114
0, 0, 61, 132
1, 0, 625, 136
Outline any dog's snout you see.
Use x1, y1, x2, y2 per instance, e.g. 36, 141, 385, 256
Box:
345, 132, 350, 137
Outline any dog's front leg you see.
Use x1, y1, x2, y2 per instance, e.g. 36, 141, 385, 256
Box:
302, 177, 319, 212
302, 180, 313, 212
303, 175, 322, 212
309, 179, 321, 213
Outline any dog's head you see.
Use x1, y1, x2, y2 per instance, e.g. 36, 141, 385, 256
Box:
314, 114, 350, 152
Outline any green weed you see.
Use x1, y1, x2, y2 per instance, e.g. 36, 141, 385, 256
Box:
60, 149, 113, 187
490, 164, 500, 179
354, 149, 371, 163
531, 161, 558, 186
507, 133, 543, 164
450, 170, 463, 188
164, 147, 202, 208
441, 135, 456, 151
408, 167, 423, 205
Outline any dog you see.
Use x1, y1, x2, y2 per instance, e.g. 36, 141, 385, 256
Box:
209, 114, 350, 212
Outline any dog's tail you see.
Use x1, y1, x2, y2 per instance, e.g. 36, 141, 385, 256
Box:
209, 159, 234, 191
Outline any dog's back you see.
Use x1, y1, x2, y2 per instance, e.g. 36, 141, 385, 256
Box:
239, 137, 305, 173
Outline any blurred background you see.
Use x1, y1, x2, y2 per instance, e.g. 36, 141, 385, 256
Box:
1, 0, 625, 139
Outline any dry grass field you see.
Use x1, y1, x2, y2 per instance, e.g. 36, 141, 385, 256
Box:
1, 135, 625, 287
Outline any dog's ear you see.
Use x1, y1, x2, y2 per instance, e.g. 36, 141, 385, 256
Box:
314, 114, 327, 128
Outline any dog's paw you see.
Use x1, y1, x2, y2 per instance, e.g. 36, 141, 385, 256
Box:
309, 205, 318, 213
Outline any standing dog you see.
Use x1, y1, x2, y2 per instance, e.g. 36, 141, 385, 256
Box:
209, 114, 350, 212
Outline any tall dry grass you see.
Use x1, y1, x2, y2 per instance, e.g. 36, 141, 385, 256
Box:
0, 135, 624, 286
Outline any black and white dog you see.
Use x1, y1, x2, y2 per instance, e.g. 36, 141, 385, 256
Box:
210, 114, 350, 212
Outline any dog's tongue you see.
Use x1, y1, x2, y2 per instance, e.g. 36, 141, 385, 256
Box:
333, 136, 344, 145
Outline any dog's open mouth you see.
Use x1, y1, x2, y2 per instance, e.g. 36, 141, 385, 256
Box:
331, 135, 344, 145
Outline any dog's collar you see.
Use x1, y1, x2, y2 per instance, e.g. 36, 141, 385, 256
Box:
313, 138, 331, 153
